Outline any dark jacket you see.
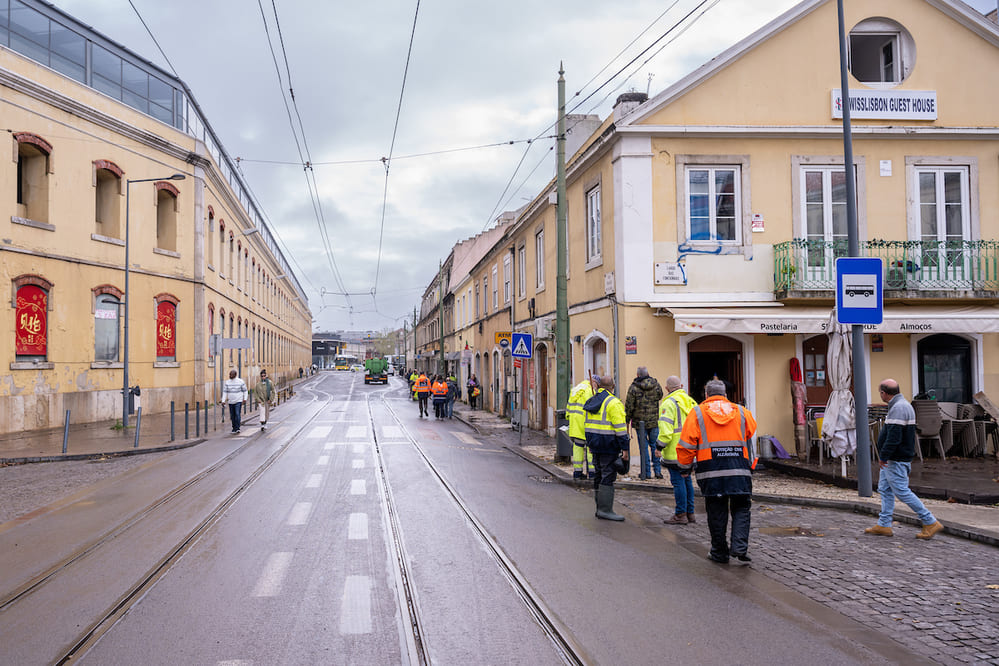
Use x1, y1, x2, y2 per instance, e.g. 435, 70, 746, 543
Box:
878, 393, 917, 462
583, 389, 630, 454
624, 376, 663, 425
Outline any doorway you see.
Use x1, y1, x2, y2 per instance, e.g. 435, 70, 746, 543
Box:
536, 344, 548, 431
803, 334, 831, 406
688, 335, 744, 405
918, 334, 972, 402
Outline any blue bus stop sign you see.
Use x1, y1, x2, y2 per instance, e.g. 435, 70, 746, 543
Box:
835, 257, 883, 325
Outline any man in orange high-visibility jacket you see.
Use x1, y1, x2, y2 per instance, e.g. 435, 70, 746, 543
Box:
677, 379, 757, 565
414, 372, 431, 418
431, 376, 449, 419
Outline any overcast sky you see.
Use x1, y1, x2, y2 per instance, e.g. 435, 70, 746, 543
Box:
52, 0, 997, 333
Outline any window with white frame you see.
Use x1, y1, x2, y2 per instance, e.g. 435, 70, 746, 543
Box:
686, 166, 740, 243
491, 265, 498, 309
503, 255, 511, 304
517, 245, 526, 298
915, 165, 970, 281
585, 186, 601, 263
535, 228, 545, 289
476, 281, 481, 317
482, 277, 488, 314
848, 18, 915, 87
801, 165, 852, 270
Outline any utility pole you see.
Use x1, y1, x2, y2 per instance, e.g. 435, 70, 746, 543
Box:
837, 0, 872, 497
555, 64, 570, 416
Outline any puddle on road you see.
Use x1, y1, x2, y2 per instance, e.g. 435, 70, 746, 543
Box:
759, 526, 822, 537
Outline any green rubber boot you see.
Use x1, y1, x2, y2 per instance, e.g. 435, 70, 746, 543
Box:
595, 485, 624, 521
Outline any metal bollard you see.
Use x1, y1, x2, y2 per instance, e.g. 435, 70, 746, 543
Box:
185, 403, 189, 440
170, 401, 175, 442
133, 407, 142, 448
62, 409, 70, 454
196, 401, 201, 437
205, 401, 210, 433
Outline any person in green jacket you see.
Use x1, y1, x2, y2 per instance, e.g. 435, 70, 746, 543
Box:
566, 377, 596, 479
253, 369, 276, 430
658, 376, 698, 524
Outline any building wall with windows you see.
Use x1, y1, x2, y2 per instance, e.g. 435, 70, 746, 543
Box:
0, 1, 310, 434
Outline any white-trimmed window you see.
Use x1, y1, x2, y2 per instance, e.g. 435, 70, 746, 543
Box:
475, 282, 480, 317
503, 254, 511, 304
686, 166, 740, 243
517, 245, 526, 298
585, 186, 601, 263
916, 165, 971, 282
801, 166, 851, 271
535, 228, 545, 289
848, 18, 915, 87
491, 265, 498, 309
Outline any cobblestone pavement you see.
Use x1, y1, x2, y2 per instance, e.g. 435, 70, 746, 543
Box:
617, 488, 999, 665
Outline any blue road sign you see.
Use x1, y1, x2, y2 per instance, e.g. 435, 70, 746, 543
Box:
511, 332, 533, 358
836, 257, 883, 325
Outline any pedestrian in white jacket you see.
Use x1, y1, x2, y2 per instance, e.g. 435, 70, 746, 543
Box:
221, 369, 248, 433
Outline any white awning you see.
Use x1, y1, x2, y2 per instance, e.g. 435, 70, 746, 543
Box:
661, 305, 999, 334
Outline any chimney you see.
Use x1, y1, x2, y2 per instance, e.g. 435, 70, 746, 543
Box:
564, 114, 602, 158
613, 92, 648, 122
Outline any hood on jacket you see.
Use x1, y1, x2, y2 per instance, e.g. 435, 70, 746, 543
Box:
632, 376, 660, 392
584, 389, 609, 414
700, 395, 740, 425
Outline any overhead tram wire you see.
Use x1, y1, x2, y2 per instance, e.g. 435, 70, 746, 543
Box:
374, 0, 422, 303
257, 0, 353, 311
126, 0, 179, 77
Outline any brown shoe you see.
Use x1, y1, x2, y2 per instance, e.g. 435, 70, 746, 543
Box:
916, 521, 944, 540
686, 513, 697, 523
864, 525, 893, 536
664, 513, 688, 525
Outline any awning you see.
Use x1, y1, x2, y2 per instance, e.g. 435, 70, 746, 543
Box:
661, 305, 999, 334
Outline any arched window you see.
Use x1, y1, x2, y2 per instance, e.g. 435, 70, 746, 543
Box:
155, 294, 179, 363
15, 277, 51, 361
94, 285, 123, 362
155, 181, 180, 252
14, 132, 52, 224
94, 160, 123, 238
207, 207, 216, 271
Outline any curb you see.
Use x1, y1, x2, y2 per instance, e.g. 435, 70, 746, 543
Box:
0, 438, 206, 466
504, 445, 999, 548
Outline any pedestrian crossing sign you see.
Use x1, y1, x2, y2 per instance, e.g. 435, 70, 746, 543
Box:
511, 332, 532, 358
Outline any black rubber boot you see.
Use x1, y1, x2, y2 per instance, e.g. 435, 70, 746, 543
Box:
595, 485, 624, 521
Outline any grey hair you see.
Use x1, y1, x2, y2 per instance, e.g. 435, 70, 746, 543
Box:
704, 379, 727, 397
636, 366, 649, 378
666, 375, 682, 391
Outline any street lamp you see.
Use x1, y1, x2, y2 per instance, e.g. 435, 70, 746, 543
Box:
122, 173, 186, 429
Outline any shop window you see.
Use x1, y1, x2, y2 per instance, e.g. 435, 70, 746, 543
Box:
94, 160, 123, 238
155, 297, 178, 363
14, 132, 52, 225
15, 282, 49, 361
849, 18, 915, 87
155, 182, 179, 252
94, 292, 121, 362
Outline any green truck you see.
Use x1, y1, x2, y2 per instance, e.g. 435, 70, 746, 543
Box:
364, 357, 389, 384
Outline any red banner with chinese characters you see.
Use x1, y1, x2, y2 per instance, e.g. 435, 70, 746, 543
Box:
16, 285, 47, 355
156, 302, 176, 357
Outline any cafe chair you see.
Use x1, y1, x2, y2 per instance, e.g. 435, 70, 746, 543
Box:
912, 400, 947, 460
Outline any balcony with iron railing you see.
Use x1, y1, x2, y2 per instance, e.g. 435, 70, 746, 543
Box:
774, 239, 999, 301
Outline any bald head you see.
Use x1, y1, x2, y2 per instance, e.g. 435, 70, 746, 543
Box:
597, 374, 615, 390
879, 378, 900, 401
666, 375, 682, 392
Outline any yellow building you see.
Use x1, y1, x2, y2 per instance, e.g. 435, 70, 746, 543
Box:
457, 0, 999, 454
0, 1, 311, 433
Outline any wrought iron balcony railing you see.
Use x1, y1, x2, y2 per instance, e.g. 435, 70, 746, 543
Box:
774, 239, 999, 295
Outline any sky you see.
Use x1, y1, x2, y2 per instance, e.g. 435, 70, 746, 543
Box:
52, 0, 998, 334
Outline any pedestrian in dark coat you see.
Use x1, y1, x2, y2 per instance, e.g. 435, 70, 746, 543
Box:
624, 367, 664, 480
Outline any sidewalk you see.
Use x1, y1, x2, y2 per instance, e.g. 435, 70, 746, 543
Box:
451, 401, 999, 546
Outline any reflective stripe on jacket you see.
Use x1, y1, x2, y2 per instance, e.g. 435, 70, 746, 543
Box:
414, 375, 430, 393
431, 380, 448, 397
583, 389, 629, 454
677, 395, 757, 496
657, 388, 697, 466
566, 380, 594, 440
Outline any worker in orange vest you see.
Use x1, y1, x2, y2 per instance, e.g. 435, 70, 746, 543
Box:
431, 375, 449, 419
414, 372, 431, 417
677, 378, 757, 565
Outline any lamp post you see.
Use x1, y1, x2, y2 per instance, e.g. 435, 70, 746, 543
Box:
122, 173, 186, 429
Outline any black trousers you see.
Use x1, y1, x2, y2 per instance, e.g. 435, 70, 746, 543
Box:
418, 393, 429, 415
591, 451, 619, 489
704, 494, 752, 560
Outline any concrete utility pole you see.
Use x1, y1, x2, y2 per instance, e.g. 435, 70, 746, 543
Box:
837, 0, 873, 496
555, 64, 569, 414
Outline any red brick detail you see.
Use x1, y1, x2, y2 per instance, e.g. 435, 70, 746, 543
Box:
219, 219, 225, 232
93, 284, 124, 299
13, 274, 53, 291
154, 292, 180, 306
93, 159, 123, 177
13, 132, 53, 155
155, 181, 180, 197
207, 205, 215, 217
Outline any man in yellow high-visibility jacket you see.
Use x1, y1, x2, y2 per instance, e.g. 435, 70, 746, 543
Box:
566, 377, 596, 479
584, 375, 630, 521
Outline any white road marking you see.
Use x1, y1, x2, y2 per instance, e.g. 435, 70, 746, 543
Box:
306, 473, 322, 488
352, 459, 364, 469
252, 552, 294, 597
352, 443, 366, 454
454, 431, 481, 446
380, 425, 404, 439
324, 441, 351, 449
287, 502, 312, 525
348, 513, 368, 540
217, 661, 252, 666
307, 425, 331, 438
317, 455, 330, 466
347, 425, 368, 439
339, 575, 372, 634
350, 480, 366, 495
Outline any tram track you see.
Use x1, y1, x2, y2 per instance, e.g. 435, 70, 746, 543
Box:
0, 379, 334, 664
371, 393, 590, 666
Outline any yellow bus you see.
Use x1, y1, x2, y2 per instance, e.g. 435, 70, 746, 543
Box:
334, 355, 357, 371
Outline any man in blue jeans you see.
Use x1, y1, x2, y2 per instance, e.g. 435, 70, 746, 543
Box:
865, 378, 944, 540
624, 367, 664, 479
658, 376, 698, 524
